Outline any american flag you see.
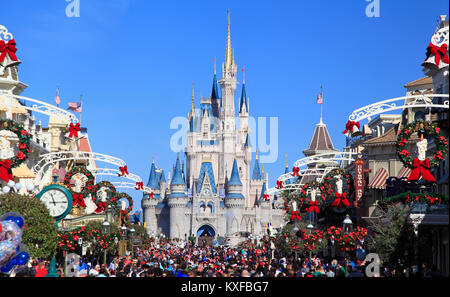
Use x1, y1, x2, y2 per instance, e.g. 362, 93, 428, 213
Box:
67, 101, 82, 113
316, 91, 323, 104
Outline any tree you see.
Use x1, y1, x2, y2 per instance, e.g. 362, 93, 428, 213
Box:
366, 203, 415, 265
0, 193, 59, 260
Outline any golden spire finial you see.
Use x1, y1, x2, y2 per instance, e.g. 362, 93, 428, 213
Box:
225, 10, 232, 69
255, 148, 258, 160
153, 153, 155, 163
285, 153, 288, 167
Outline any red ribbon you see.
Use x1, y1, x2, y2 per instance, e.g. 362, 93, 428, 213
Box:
290, 211, 301, 221
0, 160, 14, 182
68, 123, 81, 138
307, 201, 319, 213
136, 181, 144, 190
408, 158, 437, 182
342, 121, 360, 136
0, 39, 18, 63
331, 192, 350, 207
72, 193, 86, 208
426, 43, 449, 66
263, 194, 269, 200
148, 192, 154, 199
95, 202, 106, 213
292, 167, 300, 177
119, 165, 129, 176
276, 180, 284, 189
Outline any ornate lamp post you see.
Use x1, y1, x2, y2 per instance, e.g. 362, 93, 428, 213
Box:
306, 224, 314, 260
128, 227, 135, 257
293, 226, 299, 260
102, 221, 110, 266
342, 214, 353, 273
120, 226, 127, 257
78, 237, 83, 256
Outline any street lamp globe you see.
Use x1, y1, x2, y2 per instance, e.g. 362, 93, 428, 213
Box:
121, 226, 127, 237
78, 237, 83, 246
343, 214, 353, 234
114, 237, 119, 244
306, 224, 314, 235
102, 221, 110, 234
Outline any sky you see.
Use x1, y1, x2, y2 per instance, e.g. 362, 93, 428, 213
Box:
2, 0, 448, 212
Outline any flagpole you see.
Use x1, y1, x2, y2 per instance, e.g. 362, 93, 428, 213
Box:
320, 85, 323, 124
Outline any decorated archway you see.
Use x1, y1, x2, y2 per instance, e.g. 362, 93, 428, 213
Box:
197, 224, 216, 246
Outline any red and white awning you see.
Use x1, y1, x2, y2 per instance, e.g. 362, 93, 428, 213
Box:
397, 167, 411, 179
368, 168, 389, 189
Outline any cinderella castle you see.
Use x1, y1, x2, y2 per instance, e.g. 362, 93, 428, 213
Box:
141, 13, 285, 246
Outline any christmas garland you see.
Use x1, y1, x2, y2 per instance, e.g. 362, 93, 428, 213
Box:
379, 191, 449, 207
396, 120, 448, 170
0, 120, 31, 182
63, 166, 95, 208
58, 226, 121, 251
320, 168, 353, 208
91, 181, 118, 213
325, 226, 368, 252
298, 229, 324, 251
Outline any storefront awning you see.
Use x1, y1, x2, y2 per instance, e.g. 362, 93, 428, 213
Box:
397, 167, 411, 179
368, 168, 388, 189
12, 163, 35, 179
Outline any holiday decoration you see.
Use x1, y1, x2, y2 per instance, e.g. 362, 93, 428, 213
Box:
298, 229, 324, 252
325, 226, 367, 252
135, 182, 144, 190
68, 122, 81, 138
342, 120, 361, 137
379, 191, 449, 207
276, 180, 284, 189
292, 166, 300, 177
63, 166, 95, 208
0, 120, 31, 182
115, 193, 133, 224
320, 168, 353, 208
147, 192, 154, 199
425, 42, 449, 67
0, 39, 20, 68
91, 181, 118, 213
0, 212, 30, 274
395, 120, 448, 182
118, 165, 129, 177
58, 226, 121, 252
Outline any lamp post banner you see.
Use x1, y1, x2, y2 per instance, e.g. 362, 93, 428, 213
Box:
354, 158, 365, 204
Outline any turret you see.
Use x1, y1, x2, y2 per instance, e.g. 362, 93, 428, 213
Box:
167, 153, 188, 240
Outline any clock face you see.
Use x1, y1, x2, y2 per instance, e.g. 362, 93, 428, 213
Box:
202, 188, 210, 195
40, 188, 70, 218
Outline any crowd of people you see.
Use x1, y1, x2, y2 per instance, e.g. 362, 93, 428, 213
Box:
8, 241, 443, 277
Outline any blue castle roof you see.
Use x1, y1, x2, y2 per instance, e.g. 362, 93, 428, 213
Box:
228, 159, 242, 186
259, 182, 267, 200
239, 82, 248, 113
171, 155, 185, 185
197, 161, 217, 194
252, 158, 262, 180
146, 161, 159, 189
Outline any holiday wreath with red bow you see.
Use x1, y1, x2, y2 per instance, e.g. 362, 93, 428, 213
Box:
63, 166, 95, 208
0, 120, 31, 183
91, 181, 118, 213
320, 168, 354, 208
395, 120, 448, 182
115, 192, 134, 224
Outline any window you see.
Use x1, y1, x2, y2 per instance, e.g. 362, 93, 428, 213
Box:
414, 111, 425, 121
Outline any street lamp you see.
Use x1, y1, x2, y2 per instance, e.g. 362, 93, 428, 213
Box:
306, 224, 314, 260
102, 221, 110, 267
128, 228, 135, 257
77, 237, 83, 256
343, 214, 353, 234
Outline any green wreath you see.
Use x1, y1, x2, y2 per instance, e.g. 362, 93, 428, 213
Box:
115, 192, 133, 219
91, 181, 118, 213
320, 168, 353, 208
0, 119, 31, 171
396, 120, 448, 169
63, 166, 95, 207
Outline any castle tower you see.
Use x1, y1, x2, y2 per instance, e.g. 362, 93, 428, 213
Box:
225, 159, 245, 238
142, 158, 161, 235
167, 154, 188, 240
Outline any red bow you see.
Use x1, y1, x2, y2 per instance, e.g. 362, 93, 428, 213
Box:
342, 121, 360, 136
292, 167, 300, 177
72, 193, 86, 208
95, 202, 106, 213
0, 39, 18, 63
408, 158, 437, 182
148, 192, 154, 199
331, 192, 350, 207
68, 123, 81, 138
307, 201, 320, 213
119, 165, 129, 176
426, 43, 449, 66
276, 180, 284, 189
263, 194, 270, 201
136, 182, 144, 190
0, 160, 14, 182
290, 211, 301, 221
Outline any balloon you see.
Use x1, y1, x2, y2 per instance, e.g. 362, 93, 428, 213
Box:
0, 221, 23, 247
0, 241, 17, 266
12, 217, 24, 228
1, 261, 15, 273
7, 180, 15, 188
26, 184, 35, 191
14, 252, 29, 266
14, 183, 22, 190
2, 186, 10, 194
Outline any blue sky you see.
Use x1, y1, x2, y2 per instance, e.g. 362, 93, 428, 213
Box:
3, 0, 448, 211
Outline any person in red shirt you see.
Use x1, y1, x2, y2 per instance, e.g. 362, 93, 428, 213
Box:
34, 262, 48, 277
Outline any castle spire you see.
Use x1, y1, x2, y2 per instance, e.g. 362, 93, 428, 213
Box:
239, 68, 248, 113
225, 10, 232, 69
190, 82, 195, 119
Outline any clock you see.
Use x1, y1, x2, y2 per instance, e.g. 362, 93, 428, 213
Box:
202, 188, 210, 195
37, 184, 73, 222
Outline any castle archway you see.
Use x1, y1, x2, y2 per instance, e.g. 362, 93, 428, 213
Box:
197, 225, 216, 247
